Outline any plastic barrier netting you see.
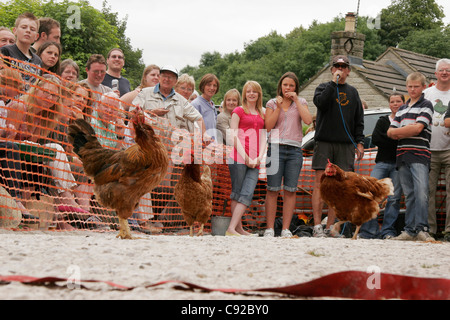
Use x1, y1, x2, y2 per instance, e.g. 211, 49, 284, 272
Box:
0, 55, 448, 235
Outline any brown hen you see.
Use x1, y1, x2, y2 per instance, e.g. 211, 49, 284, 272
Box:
320, 161, 393, 240
174, 158, 212, 237
68, 112, 169, 239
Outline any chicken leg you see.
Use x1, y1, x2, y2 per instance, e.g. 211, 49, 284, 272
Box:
117, 217, 133, 239
188, 224, 205, 237
352, 225, 361, 240
197, 223, 204, 236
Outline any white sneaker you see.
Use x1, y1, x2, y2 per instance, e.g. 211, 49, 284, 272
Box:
263, 228, 274, 237
416, 231, 435, 242
281, 229, 293, 238
313, 224, 326, 238
393, 231, 415, 241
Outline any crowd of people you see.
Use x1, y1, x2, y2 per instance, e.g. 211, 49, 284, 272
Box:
0, 12, 449, 241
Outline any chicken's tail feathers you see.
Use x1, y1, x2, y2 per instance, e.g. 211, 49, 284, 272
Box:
379, 178, 394, 196
68, 119, 99, 156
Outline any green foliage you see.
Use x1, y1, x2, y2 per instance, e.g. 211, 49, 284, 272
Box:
181, 1, 448, 106
399, 25, 450, 58
379, 0, 445, 47
1, 0, 448, 102
0, 0, 144, 87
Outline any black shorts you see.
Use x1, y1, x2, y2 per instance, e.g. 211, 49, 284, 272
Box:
311, 141, 355, 171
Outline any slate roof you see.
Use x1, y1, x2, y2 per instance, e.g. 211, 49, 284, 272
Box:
354, 47, 439, 97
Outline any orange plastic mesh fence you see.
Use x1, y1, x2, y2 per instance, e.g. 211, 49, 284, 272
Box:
0, 55, 447, 235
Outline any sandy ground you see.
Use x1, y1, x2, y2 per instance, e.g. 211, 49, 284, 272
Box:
0, 229, 449, 301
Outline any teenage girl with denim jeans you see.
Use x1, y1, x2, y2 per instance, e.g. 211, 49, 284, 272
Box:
226, 81, 266, 236
263, 72, 312, 237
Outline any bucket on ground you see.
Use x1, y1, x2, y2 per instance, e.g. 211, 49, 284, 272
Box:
211, 216, 231, 236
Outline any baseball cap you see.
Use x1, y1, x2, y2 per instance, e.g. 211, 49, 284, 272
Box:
331, 55, 350, 66
160, 65, 179, 78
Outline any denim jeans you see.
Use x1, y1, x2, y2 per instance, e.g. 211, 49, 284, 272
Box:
266, 144, 303, 193
398, 162, 430, 236
359, 162, 402, 239
228, 160, 259, 207
428, 150, 450, 234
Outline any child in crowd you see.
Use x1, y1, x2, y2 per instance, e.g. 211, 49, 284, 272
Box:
263, 72, 312, 238
226, 81, 266, 236
36, 41, 62, 74
359, 93, 405, 239
216, 88, 241, 145
387, 72, 434, 241
0, 12, 41, 86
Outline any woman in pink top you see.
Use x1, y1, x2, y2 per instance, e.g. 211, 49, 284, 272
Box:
263, 72, 312, 238
226, 81, 267, 236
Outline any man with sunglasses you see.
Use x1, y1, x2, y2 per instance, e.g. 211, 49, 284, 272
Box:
311, 55, 365, 238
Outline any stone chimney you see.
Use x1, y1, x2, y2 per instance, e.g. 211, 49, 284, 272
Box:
344, 12, 357, 32
331, 12, 365, 66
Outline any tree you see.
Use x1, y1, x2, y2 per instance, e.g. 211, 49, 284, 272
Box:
379, 0, 445, 47
100, 1, 145, 88
183, 1, 448, 106
0, 0, 144, 86
399, 25, 450, 58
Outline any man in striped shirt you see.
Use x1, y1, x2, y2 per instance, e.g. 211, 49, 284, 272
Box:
388, 72, 434, 241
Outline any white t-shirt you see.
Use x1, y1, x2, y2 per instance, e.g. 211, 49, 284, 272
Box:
424, 86, 450, 151
0, 100, 6, 129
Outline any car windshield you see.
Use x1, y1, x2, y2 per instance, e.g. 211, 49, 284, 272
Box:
363, 112, 389, 136
302, 110, 390, 151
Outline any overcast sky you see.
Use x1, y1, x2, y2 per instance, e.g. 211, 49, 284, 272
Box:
88, 0, 450, 70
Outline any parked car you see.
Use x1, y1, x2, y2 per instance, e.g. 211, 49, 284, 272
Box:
301, 108, 391, 152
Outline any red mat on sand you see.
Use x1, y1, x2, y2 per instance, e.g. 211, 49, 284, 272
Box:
1, 271, 449, 299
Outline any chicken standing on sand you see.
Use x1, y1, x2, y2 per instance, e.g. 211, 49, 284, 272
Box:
320, 160, 394, 240
67, 110, 169, 239
174, 152, 213, 237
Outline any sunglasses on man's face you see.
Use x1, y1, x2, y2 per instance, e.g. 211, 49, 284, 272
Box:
333, 64, 348, 69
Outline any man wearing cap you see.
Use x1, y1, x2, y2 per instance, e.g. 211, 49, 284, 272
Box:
130, 66, 207, 226
131, 65, 205, 137
311, 55, 365, 238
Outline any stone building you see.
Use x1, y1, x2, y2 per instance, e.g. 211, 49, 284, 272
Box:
300, 12, 440, 114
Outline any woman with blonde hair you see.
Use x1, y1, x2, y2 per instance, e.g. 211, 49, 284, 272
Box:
175, 73, 196, 102
217, 88, 241, 144
0, 67, 32, 220
120, 64, 160, 108
226, 81, 266, 236
5, 75, 89, 226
